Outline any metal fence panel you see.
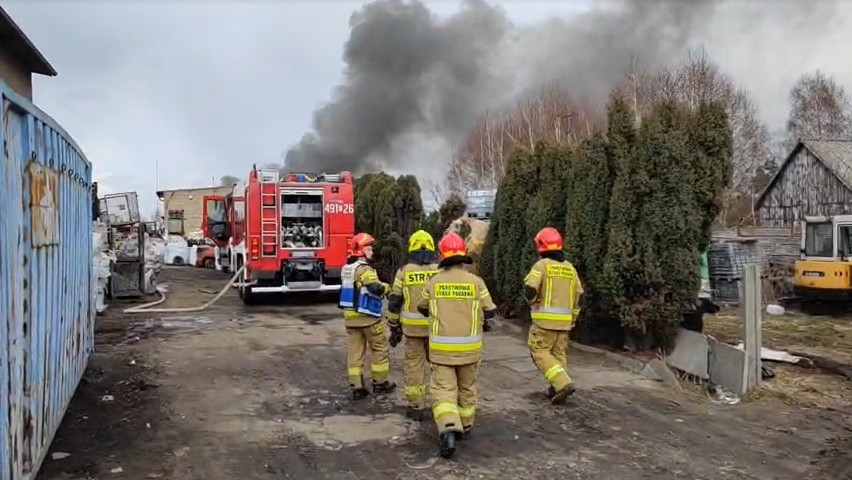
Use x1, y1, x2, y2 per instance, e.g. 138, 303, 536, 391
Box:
0, 82, 94, 480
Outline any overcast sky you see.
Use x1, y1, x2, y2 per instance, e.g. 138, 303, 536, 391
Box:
5, 0, 852, 216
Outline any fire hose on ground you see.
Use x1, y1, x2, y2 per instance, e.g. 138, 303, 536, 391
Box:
122, 265, 246, 314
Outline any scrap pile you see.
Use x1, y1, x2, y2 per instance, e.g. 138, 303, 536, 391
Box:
92, 221, 115, 314
96, 190, 164, 302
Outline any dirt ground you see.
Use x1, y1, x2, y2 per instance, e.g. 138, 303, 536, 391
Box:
705, 306, 852, 409
707, 306, 852, 363
36, 268, 852, 480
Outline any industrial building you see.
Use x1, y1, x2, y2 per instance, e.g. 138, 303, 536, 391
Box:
157, 185, 234, 236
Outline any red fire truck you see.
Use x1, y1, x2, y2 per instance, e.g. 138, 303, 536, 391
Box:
202, 166, 355, 304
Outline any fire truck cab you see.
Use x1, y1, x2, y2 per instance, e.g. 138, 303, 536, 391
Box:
201, 183, 245, 273
204, 166, 355, 304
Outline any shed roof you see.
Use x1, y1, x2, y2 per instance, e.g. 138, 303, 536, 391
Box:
755, 139, 852, 209
0, 6, 57, 76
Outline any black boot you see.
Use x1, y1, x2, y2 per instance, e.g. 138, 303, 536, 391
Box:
545, 386, 556, 399
460, 426, 472, 440
352, 388, 370, 400
439, 431, 458, 459
406, 407, 425, 421
551, 383, 576, 405
372, 380, 397, 394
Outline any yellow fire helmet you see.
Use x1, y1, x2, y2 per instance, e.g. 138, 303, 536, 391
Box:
407, 229, 436, 253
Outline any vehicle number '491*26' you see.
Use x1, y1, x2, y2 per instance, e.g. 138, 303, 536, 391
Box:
324, 202, 354, 214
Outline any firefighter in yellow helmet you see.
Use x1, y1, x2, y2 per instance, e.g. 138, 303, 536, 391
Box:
338, 232, 396, 400
417, 232, 497, 459
524, 227, 584, 405
386, 230, 439, 421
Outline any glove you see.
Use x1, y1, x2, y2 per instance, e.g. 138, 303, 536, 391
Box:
483, 319, 494, 332
389, 324, 403, 348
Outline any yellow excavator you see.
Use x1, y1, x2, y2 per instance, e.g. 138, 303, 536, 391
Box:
794, 215, 852, 301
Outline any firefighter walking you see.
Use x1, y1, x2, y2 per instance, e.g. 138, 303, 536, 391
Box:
386, 230, 439, 421
418, 232, 497, 459
338, 232, 397, 400
524, 227, 584, 405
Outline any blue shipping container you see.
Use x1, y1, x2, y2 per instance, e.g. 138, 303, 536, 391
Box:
0, 82, 94, 480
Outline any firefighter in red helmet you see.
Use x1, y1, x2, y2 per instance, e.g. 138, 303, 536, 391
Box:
524, 227, 584, 405
338, 232, 396, 400
417, 232, 497, 459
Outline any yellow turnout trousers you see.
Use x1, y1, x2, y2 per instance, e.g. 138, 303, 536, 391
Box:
346, 322, 390, 388
528, 324, 572, 390
403, 336, 429, 409
430, 361, 479, 434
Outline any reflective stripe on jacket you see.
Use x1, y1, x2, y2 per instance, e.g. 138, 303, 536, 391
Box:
524, 258, 583, 331
420, 266, 496, 366
389, 263, 438, 337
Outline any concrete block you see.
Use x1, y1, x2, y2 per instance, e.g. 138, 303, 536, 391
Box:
605, 351, 646, 374
708, 337, 747, 396
642, 359, 683, 390
569, 341, 609, 355
666, 328, 710, 379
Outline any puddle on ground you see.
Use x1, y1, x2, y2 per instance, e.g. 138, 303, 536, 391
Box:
124, 316, 217, 340
296, 313, 339, 325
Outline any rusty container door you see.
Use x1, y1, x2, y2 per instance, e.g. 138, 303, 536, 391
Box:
0, 82, 95, 480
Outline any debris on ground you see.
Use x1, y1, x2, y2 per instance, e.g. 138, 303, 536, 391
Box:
733, 343, 803, 364
707, 384, 741, 405
790, 352, 852, 381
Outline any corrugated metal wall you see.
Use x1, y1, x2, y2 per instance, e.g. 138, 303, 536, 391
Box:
0, 82, 94, 480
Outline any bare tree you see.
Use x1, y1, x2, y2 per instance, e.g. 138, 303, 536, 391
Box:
446, 84, 599, 193
447, 49, 774, 226
727, 89, 773, 220
424, 178, 453, 208
622, 48, 773, 225
786, 70, 852, 143
220, 175, 240, 186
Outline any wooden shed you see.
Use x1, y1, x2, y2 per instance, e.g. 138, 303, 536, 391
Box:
755, 139, 852, 228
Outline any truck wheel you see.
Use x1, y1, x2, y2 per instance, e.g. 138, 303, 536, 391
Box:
239, 284, 257, 305
236, 258, 257, 305
204, 258, 216, 269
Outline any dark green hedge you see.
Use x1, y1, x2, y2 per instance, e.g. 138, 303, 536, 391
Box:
479, 97, 732, 350
353, 174, 466, 282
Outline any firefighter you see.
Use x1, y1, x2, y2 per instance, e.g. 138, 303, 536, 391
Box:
523, 227, 584, 405
386, 230, 439, 421
417, 232, 497, 459
338, 232, 397, 400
